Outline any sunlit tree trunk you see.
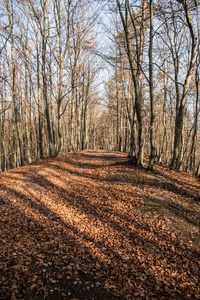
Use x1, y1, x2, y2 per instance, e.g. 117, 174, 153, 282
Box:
5, 0, 24, 166
1, 68, 7, 171
190, 41, 199, 174
48, 16, 56, 151
82, 69, 90, 150
24, 17, 31, 164
54, 0, 70, 155
41, 0, 54, 157
36, 31, 44, 159
158, 68, 168, 164
148, 0, 156, 170
171, 0, 197, 169
116, 0, 145, 165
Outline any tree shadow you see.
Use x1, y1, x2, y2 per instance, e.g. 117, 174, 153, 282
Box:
0, 150, 200, 299
144, 195, 200, 229
1, 180, 199, 300
0, 190, 122, 300
151, 168, 200, 198
106, 163, 199, 201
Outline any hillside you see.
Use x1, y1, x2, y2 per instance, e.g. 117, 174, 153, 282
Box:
0, 150, 200, 300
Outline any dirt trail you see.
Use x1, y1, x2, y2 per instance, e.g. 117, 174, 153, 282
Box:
0, 150, 200, 300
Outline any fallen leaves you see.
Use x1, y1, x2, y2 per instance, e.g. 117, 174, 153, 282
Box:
0, 150, 200, 299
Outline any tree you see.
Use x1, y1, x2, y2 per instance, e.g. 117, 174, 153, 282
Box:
116, 0, 147, 165
170, 0, 197, 169
148, 0, 156, 170
5, 0, 24, 166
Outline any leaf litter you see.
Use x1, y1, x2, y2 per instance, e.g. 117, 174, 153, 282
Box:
0, 150, 199, 299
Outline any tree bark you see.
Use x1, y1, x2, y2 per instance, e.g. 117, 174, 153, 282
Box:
24, 17, 31, 164
41, 0, 54, 157
116, 0, 144, 165
36, 31, 44, 159
6, 0, 24, 166
148, 0, 156, 171
171, 0, 197, 169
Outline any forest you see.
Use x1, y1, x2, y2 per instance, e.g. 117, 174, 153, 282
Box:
0, 1, 200, 299
0, 0, 199, 174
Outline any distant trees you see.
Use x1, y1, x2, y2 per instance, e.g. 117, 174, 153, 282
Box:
0, 0, 199, 175
116, 0, 147, 165
99, 0, 199, 174
0, 0, 100, 172
170, 0, 198, 169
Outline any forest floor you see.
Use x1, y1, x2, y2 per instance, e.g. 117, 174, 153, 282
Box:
0, 150, 200, 300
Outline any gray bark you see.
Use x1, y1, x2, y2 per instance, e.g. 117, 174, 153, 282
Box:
148, 0, 156, 171
171, 0, 197, 169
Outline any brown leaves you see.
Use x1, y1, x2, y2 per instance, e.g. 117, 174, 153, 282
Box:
0, 150, 200, 299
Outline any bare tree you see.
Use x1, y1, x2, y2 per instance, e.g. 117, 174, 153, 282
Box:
5, 0, 24, 166
170, 0, 198, 169
116, 0, 147, 165
148, 0, 156, 170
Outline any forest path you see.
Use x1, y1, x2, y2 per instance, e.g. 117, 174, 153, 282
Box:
0, 150, 200, 300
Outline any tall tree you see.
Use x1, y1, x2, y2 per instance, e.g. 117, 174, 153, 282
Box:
148, 0, 156, 170
116, 0, 147, 165
170, 0, 197, 169
5, 0, 24, 166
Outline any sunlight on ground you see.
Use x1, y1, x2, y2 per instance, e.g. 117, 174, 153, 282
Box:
0, 150, 199, 299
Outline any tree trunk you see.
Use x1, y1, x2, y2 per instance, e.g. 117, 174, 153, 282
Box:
36, 32, 44, 159
148, 0, 156, 170
171, 0, 197, 169
116, 0, 144, 165
41, 0, 53, 157
25, 18, 31, 164
6, 0, 24, 166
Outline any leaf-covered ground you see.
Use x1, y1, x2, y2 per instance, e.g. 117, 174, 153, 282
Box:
0, 150, 200, 300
